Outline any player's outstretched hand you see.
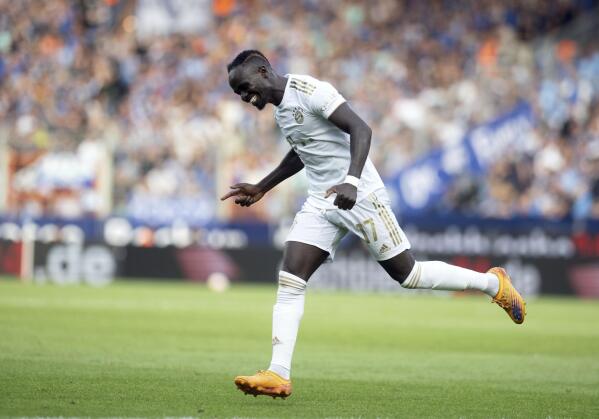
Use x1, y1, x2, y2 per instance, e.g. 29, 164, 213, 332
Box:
325, 183, 357, 210
220, 183, 265, 207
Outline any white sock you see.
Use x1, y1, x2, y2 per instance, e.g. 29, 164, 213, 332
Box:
402, 261, 499, 297
267, 271, 307, 380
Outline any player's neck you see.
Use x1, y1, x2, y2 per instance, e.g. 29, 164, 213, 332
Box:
271, 75, 288, 106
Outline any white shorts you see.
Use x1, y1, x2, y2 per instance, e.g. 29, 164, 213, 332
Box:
286, 188, 411, 261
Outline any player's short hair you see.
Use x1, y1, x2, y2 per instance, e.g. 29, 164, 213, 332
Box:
227, 50, 270, 72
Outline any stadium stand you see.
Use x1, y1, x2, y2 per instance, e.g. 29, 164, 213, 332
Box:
1, 0, 598, 222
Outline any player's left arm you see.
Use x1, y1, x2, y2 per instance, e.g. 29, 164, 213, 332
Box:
324, 103, 372, 210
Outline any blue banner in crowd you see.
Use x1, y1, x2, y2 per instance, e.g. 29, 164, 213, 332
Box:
386, 102, 535, 213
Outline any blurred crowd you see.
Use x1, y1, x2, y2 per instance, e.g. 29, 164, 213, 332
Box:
1, 0, 598, 223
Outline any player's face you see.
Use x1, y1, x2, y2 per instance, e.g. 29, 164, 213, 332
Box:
228, 64, 271, 111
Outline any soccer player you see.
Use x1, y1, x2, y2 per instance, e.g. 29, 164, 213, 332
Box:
221, 50, 526, 399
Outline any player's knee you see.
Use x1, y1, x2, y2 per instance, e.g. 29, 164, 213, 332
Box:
281, 242, 328, 280
379, 249, 416, 284
281, 253, 321, 281
280, 262, 310, 282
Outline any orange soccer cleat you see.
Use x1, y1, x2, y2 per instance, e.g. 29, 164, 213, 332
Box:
234, 370, 292, 399
488, 267, 527, 324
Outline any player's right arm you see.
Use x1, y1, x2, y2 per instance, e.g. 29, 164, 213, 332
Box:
220, 148, 304, 207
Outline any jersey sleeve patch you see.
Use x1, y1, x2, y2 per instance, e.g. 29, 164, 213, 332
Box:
309, 81, 346, 119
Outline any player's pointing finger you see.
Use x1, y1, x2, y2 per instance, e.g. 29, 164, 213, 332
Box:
220, 189, 242, 201
324, 186, 337, 198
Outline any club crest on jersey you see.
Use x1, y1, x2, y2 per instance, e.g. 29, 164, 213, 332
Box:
293, 107, 304, 124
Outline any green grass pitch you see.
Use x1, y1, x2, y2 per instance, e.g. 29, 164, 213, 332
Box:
1, 277, 598, 418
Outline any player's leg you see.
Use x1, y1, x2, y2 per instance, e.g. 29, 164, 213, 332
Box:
235, 203, 345, 398
379, 250, 526, 324
268, 241, 329, 380
340, 189, 525, 324
378, 249, 499, 296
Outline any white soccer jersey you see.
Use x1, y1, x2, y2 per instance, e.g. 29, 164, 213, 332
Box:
274, 74, 385, 209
